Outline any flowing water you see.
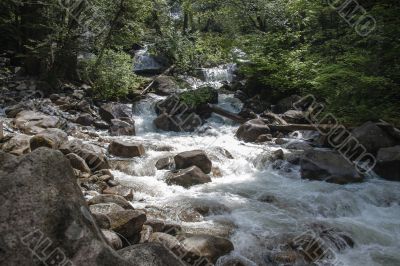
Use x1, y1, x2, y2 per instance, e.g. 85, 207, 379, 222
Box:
133, 46, 163, 73
107, 66, 400, 265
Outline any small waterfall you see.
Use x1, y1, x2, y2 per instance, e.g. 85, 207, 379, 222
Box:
200, 63, 236, 83
133, 46, 163, 73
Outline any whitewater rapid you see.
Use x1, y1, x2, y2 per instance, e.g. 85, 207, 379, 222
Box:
107, 71, 400, 265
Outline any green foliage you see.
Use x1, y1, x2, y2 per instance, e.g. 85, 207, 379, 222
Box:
81, 50, 144, 100
179, 86, 217, 107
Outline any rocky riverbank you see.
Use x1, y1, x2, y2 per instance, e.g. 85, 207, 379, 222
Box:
1, 56, 400, 265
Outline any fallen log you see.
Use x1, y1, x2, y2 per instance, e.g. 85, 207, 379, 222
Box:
207, 104, 247, 123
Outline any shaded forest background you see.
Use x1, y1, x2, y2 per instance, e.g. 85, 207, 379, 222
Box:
0, 0, 399, 125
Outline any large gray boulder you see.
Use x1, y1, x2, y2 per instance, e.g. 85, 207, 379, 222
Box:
0, 148, 133, 265
118, 243, 184, 266
236, 119, 271, 143
352, 122, 397, 154
14, 110, 63, 134
300, 149, 364, 184
1, 134, 31, 155
374, 146, 400, 181
174, 150, 212, 174
166, 166, 212, 188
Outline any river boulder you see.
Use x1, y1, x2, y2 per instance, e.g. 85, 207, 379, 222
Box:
107, 210, 146, 241
182, 234, 234, 263
300, 149, 364, 184
30, 128, 68, 150
152, 75, 178, 96
282, 110, 307, 124
76, 113, 94, 126
174, 150, 212, 174
374, 145, 400, 181
166, 166, 212, 188
236, 119, 271, 142
352, 121, 397, 154
14, 110, 63, 134
102, 229, 123, 250
109, 119, 136, 136
65, 153, 91, 173
118, 243, 184, 266
1, 134, 31, 155
0, 148, 132, 265
108, 140, 145, 158
88, 194, 134, 210
99, 102, 132, 123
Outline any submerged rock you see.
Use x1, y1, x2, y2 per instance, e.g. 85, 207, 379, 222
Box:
166, 166, 211, 188
174, 150, 212, 174
300, 149, 364, 184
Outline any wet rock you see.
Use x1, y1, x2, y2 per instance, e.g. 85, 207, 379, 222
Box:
260, 112, 288, 125
282, 110, 307, 124
14, 110, 62, 134
272, 95, 301, 114
374, 145, 400, 181
234, 90, 248, 102
90, 203, 125, 215
155, 156, 174, 170
275, 138, 288, 145
109, 119, 136, 136
94, 120, 110, 130
102, 229, 123, 250
1, 134, 31, 155
300, 149, 364, 184
286, 141, 313, 150
152, 75, 177, 96
215, 147, 234, 159
182, 234, 234, 263
166, 166, 212, 188
0, 148, 131, 265
99, 102, 131, 123
103, 185, 134, 201
236, 119, 271, 142
174, 150, 212, 174
30, 128, 68, 151
88, 194, 134, 210
66, 153, 91, 173
118, 243, 184, 266
255, 134, 273, 143
270, 149, 284, 162
242, 95, 269, 113
265, 250, 306, 265
211, 166, 222, 177
76, 113, 94, 126
154, 113, 202, 132
108, 140, 144, 158
352, 121, 397, 154
107, 210, 146, 240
